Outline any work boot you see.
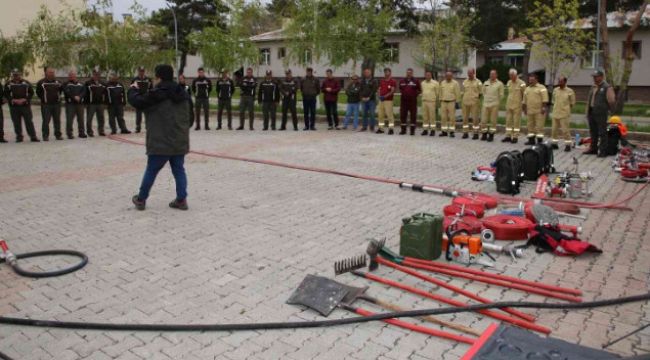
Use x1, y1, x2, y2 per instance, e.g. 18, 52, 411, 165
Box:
195, 125, 200, 130
537, 137, 543, 144
487, 133, 494, 142
439, 131, 448, 137
399, 127, 407, 135
132, 195, 146, 211
16, 137, 24, 143
410, 127, 415, 136
525, 137, 536, 146
0, 137, 7, 143
327, 126, 334, 130
56, 135, 64, 140
279, 126, 286, 131
551, 143, 559, 150
376, 128, 384, 134
169, 198, 189, 210
135, 127, 141, 133
480, 133, 488, 141
502, 136, 512, 143
472, 133, 479, 140
421, 130, 428, 136
236, 126, 244, 130
110, 130, 117, 135
216, 125, 222, 130
511, 137, 518, 144
564, 145, 571, 152
67, 134, 74, 140
88, 133, 94, 137
79, 134, 88, 138
121, 129, 132, 134
359, 127, 367, 132
388, 128, 394, 135
462, 133, 468, 139
584, 148, 598, 155
429, 130, 435, 136
449, 132, 455, 138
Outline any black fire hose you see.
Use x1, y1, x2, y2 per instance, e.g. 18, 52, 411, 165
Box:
0, 241, 88, 278
0, 293, 647, 332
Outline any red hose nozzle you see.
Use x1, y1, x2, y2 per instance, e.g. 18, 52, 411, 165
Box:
0, 240, 8, 253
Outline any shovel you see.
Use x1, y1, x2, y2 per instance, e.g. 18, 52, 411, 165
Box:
287, 275, 476, 344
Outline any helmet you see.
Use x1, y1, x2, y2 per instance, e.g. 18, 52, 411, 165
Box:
609, 116, 622, 124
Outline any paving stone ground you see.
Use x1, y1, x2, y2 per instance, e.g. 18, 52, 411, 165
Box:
0, 107, 648, 360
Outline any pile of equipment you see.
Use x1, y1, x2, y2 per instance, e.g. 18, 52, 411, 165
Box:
494, 142, 554, 195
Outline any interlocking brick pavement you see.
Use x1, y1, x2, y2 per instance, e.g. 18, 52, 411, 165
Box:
0, 107, 648, 359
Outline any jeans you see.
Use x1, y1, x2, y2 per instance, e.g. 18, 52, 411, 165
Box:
343, 103, 360, 129
361, 100, 376, 129
303, 97, 317, 129
138, 155, 188, 201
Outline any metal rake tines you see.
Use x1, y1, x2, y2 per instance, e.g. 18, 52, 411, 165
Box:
334, 255, 367, 275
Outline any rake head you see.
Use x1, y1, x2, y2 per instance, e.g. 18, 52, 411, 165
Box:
334, 255, 367, 275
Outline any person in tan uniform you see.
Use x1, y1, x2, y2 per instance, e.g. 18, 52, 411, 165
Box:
480, 70, 504, 142
523, 73, 549, 145
461, 68, 482, 139
551, 76, 576, 152
503, 68, 526, 143
439, 71, 460, 137
420, 70, 439, 136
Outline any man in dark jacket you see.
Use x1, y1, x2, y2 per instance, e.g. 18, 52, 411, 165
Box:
131, 66, 152, 133
238, 67, 257, 130
5, 69, 39, 142
106, 72, 131, 134
84, 70, 107, 137
36, 67, 64, 141
191, 67, 212, 130
300, 67, 320, 130
280, 69, 299, 131
129, 64, 191, 211
63, 70, 87, 139
399, 68, 421, 136
586, 70, 616, 157
216, 69, 235, 130
179, 74, 194, 124
321, 69, 341, 130
258, 70, 280, 131
359, 68, 378, 132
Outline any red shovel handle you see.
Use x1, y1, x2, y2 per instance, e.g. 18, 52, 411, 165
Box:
352, 306, 476, 345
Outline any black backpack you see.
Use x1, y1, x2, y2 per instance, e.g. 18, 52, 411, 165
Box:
606, 124, 621, 156
495, 151, 524, 194
522, 143, 555, 181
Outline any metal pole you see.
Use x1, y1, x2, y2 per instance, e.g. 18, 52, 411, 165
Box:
596, 0, 601, 69
166, 2, 180, 80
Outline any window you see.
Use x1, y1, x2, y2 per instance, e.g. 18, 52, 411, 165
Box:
622, 41, 642, 59
383, 43, 400, 63
304, 49, 312, 64
259, 48, 271, 65
582, 50, 598, 69
278, 47, 286, 60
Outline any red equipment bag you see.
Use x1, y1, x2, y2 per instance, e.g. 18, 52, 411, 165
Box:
444, 216, 483, 234
453, 194, 498, 210
527, 225, 602, 256
443, 203, 485, 218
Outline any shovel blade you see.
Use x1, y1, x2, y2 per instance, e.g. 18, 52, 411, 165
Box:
286, 275, 368, 317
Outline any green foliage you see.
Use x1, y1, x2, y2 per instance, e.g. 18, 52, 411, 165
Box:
149, 0, 229, 73
417, 10, 473, 73
284, 0, 394, 71
477, 62, 511, 84
526, 0, 593, 85
0, 35, 32, 79
188, 0, 259, 73
22, 4, 81, 69
78, 0, 173, 76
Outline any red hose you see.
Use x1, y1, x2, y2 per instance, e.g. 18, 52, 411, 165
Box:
377, 258, 536, 322
108, 135, 642, 210
481, 215, 534, 240
402, 257, 582, 296
401, 259, 582, 303
357, 271, 551, 334
443, 204, 485, 218
353, 307, 476, 344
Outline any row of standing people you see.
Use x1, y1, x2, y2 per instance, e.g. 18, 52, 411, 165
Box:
187, 66, 580, 152
0, 67, 157, 143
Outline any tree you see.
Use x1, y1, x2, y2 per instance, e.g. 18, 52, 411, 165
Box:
22, 5, 81, 69
266, 0, 298, 18
612, 1, 649, 113
284, 0, 395, 73
188, 0, 259, 74
0, 35, 32, 79
239, 1, 279, 36
526, 0, 592, 87
78, 0, 172, 76
416, 2, 473, 74
149, 0, 229, 74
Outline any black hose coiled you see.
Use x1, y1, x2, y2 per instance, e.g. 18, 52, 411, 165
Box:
1, 250, 88, 278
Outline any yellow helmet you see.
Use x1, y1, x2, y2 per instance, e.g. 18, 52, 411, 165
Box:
609, 116, 622, 124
